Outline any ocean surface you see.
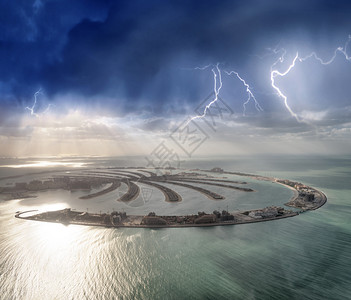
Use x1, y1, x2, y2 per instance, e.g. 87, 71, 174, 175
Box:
0, 155, 350, 300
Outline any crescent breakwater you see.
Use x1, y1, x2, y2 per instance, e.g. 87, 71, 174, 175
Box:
13, 168, 327, 229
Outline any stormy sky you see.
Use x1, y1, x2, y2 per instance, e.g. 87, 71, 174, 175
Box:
1, 0, 351, 158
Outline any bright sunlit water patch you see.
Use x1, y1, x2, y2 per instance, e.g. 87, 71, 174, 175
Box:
1, 200, 112, 299
0, 160, 87, 168
18, 201, 68, 213
34, 222, 86, 258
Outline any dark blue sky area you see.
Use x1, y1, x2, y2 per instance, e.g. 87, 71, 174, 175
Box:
1, 0, 351, 114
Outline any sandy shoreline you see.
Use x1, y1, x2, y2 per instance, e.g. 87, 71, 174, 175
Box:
274, 180, 299, 202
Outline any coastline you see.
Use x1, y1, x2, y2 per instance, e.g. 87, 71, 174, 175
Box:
12, 169, 327, 229
15, 209, 299, 228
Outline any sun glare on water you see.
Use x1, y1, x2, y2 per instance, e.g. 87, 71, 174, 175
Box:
35, 221, 85, 253
1, 161, 86, 168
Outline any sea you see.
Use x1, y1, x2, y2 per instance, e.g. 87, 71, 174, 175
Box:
0, 155, 350, 300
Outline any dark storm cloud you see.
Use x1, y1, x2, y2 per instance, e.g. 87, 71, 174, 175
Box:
1, 0, 351, 116
0, 0, 110, 97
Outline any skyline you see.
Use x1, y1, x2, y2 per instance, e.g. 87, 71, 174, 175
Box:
1, 1, 351, 158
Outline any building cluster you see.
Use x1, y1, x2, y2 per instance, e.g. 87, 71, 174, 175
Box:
248, 206, 285, 219
2, 176, 112, 193
33, 208, 78, 223
71, 210, 127, 226
210, 167, 224, 173
32, 208, 128, 226
277, 179, 314, 194
212, 210, 235, 221
80, 181, 121, 199
141, 212, 167, 225
176, 172, 205, 178
141, 210, 235, 226
15, 178, 71, 191
289, 193, 316, 208
299, 192, 315, 202
194, 214, 217, 224
139, 181, 180, 202
277, 179, 316, 206
119, 181, 140, 202
110, 211, 127, 225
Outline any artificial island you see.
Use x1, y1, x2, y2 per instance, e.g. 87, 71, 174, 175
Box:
5, 167, 327, 228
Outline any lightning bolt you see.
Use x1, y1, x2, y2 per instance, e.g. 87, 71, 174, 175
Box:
225, 70, 263, 116
270, 52, 302, 122
300, 35, 351, 64
193, 63, 214, 71
195, 62, 223, 120
270, 35, 351, 123
25, 88, 42, 117
25, 88, 54, 117
185, 63, 262, 125
184, 36, 350, 126
185, 63, 223, 125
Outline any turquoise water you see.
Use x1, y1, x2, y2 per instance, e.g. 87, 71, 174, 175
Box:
0, 156, 350, 299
